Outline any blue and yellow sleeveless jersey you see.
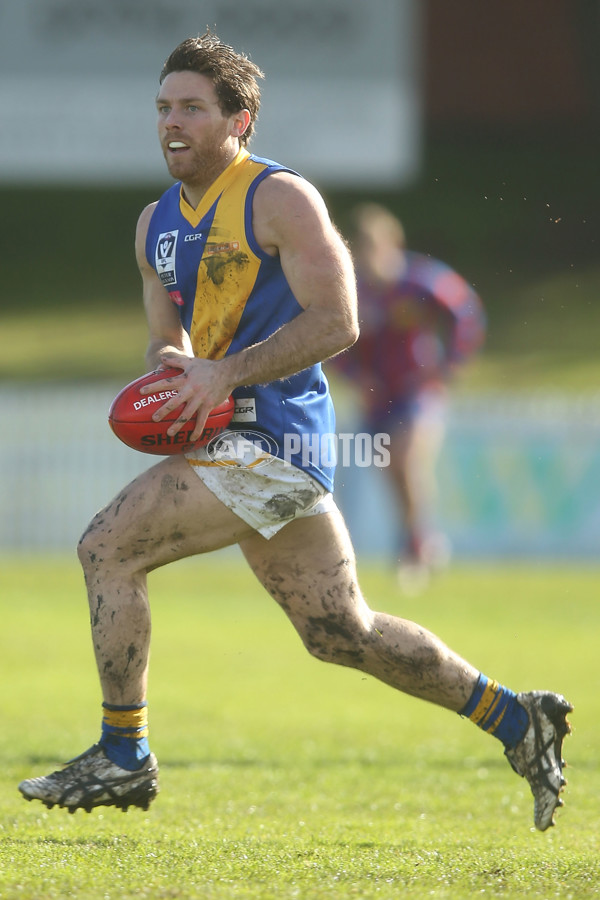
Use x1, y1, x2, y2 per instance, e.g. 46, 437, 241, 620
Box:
145, 147, 336, 491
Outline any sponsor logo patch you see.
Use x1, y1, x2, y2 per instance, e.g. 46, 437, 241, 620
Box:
204, 241, 240, 256
232, 397, 257, 423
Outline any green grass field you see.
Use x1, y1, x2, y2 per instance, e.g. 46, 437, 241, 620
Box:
1, 555, 599, 899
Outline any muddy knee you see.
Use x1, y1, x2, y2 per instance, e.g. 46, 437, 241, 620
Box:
77, 513, 108, 571
300, 612, 370, 667
77, 507, 133, 579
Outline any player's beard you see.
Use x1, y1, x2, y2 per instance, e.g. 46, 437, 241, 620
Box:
163, 129, 235, 194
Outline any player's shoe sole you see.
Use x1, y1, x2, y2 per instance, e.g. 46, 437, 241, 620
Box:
505, 691, 573, 831
18, 743, 159, 814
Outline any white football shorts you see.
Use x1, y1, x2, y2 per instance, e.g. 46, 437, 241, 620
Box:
185, 444, 336, 539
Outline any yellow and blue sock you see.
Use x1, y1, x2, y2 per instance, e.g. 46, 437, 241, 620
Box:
100, 702, 150, 771
460, 674, 529, 749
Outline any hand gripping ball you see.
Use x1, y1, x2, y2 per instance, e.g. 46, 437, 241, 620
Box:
108, 367, 234, 455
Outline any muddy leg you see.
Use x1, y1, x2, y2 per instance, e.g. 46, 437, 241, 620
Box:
78, 455, 254, 704
240, 506, 478, 711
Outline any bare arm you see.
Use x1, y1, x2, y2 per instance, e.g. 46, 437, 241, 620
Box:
220, 173, 358, 385
135, 203, 194, 371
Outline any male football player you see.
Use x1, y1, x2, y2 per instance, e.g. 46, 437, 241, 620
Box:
19, 33, 572, 831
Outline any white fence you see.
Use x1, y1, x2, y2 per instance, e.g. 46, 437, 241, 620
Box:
2, 385, 600, 558
335, 392, 600, 560
1, 383, 149, 551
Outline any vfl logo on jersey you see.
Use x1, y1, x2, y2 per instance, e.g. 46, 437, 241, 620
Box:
155, 230, 179, 286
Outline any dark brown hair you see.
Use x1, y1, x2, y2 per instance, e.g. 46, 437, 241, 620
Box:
160, 32, 263, 145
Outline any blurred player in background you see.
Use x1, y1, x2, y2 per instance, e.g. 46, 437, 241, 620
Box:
18, 32, 570, 832
333, 204, 485, 591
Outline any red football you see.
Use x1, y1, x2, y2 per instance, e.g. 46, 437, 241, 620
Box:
108, 367, 234, 455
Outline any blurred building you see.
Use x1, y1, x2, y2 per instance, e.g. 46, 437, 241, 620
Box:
424, 0, 599, 136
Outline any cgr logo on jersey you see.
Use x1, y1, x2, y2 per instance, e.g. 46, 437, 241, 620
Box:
232, 397, 257, 423
155, 230, 179, 286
